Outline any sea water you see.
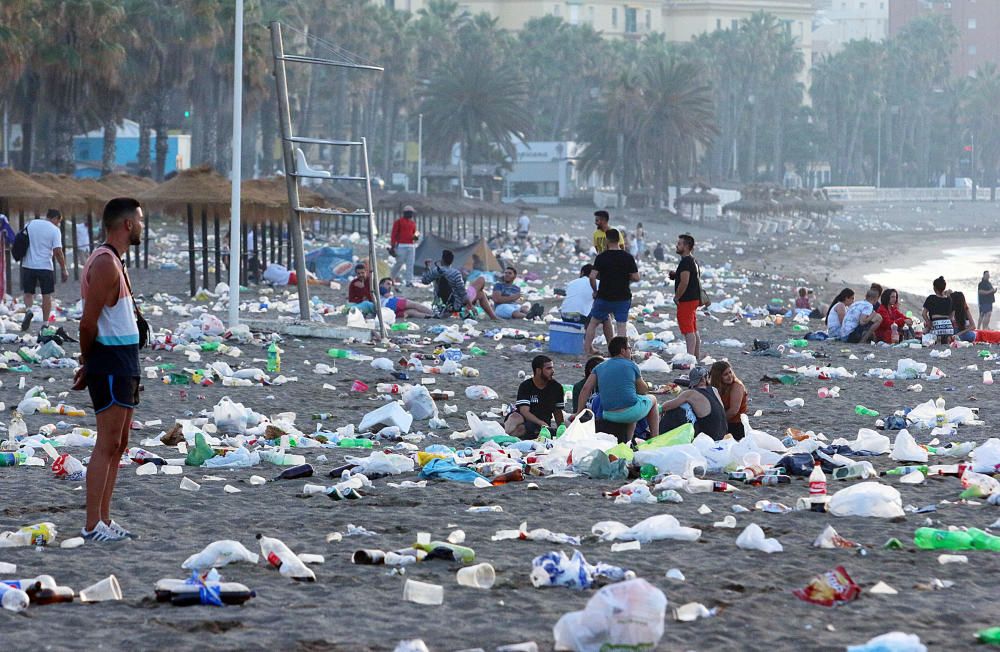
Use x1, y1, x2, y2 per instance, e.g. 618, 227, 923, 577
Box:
865, 246, 1000, 311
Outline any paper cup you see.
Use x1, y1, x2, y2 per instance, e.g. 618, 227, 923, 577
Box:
80, 575, 122, 603
179, 477, 200, 491
402, 579, 443, 605
456, 563, 495, 589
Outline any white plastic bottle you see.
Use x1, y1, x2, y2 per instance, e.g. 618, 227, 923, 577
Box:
0, 584, 30, 612
935, 397, 947, 429
808, 465, 827, 512
256, 533, 316, 582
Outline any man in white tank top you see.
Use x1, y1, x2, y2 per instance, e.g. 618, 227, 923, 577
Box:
74, 198, 144, 543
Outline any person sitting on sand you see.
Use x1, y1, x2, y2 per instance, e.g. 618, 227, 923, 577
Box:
840, 287, 883, 343
710, 360, 747, 440
922, 276, 955, 345
576, 336, 659, 444
658, 366, 728, 441
874, 288, 912, 343
378, 278, 433, 319
492, 266, 529, 319
572, 355, 604, 413
504, 355, 564, 439
825, 288, 855, 338
795, 287, 811, 311
951, 291, 977, 343
422, 250, 479, 318
347, 263, 376, 316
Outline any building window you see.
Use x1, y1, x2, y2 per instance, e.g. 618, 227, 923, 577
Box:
569, 4, 579, 24
625, 7, 637, 33
968, 18, 977, 29
968, 44, 977, 55
859, 2, 865, 8
731, 18, 738, 29
611, 7, 617, 28
645, 9, 651, 30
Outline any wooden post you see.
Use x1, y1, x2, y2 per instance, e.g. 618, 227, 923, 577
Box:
143, 210, 150, 268
201, 207, 209, 291
70, 216, 79, 281
285, 224, 291, 268
86, 212, 94, 253
58, 217, 66, 284
187, 204, 196, 296
213, 210, 221, 286
262, 219, 269, 266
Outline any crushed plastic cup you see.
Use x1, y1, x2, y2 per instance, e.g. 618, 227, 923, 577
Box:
60, 537, 85, 549
674, 602, 714, 622
351, 380, 369, 392
179, 477, 201, 492
160, 465, 182, 475
456, 563, 496, 589
79, 575, 123, 603
135, 463, 158, 476
610, 540, 642, 553
403, 579, 444, 605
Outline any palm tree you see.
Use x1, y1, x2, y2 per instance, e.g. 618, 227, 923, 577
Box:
420, 45, 531, 195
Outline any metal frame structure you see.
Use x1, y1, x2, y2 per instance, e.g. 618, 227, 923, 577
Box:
269, 22, 387, 339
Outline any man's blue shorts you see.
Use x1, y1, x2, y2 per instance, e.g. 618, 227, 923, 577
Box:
589, 298, 630, 322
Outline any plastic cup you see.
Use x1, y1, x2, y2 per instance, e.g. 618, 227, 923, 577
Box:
135, 464, 158, 476
160, 465, 182, 475
402, 579, 443, 605
80, 575, 122, 603
351, 380, 369, 392
179, 477, 200, 491
456, 563, 496, 589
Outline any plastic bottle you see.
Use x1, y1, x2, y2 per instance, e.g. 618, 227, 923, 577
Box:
25, 584, 74, 605
538, 426, 551, 440
267, 343, 281, 374
375, 383, 402, 394
256, 533, 316, 581
555, 423, 567, 438
808, 465, 827, 511
832, 462, 873, 481
327, 348, 350, 359
935, 397, 947, 429
914, 527, 974, 550
884, 465, 929, 476
968, 528, 1000, 552
890, 323, 899, 344
788, 339, 808, 348
0, 451, 28, 467
978, 628, 1000, 645
156, 580, 255, 606
412, 541, 476, 563
258, 450, 307, 466
985, 371, 994, 385
337, 438, 374, 449
0, 584, 30, 612
8, 413, 27, 439
491, 469, 524, 486
311, 413, 331, 420
855, 405, 879, 417
751, 474, 790, 486
273, 464, 314, 481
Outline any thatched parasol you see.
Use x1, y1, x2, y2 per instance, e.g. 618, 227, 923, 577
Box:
0, 168, 57, 215
75, 178, 119, 208
242, 177, 340, 223
722, 199, 770, 215
137, 165, 234, 215
31, 173, 91, 214
100, 174, 158, 197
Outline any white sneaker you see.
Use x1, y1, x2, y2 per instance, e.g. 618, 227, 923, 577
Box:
81, 522, 126, 543
107, 520, 139, 540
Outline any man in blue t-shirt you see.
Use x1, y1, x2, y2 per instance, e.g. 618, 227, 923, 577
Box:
492, 265, 528, 319
575, 336, 659, 443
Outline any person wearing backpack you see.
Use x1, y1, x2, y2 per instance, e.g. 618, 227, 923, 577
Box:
18, 208, 68, 331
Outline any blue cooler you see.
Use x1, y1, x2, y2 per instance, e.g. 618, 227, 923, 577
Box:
549, 321, 584, 355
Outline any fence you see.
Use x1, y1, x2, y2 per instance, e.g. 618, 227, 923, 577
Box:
824, 186, 995, 202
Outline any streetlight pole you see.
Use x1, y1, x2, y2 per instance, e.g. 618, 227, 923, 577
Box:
876, 106, 882, 190
417, 113, 423, 195
971, 131, 977, 202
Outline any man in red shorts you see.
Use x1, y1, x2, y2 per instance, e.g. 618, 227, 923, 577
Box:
669, 233, 701, 360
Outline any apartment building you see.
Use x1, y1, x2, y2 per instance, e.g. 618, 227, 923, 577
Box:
813, 0, 889, 58
889, 0, 1000, 77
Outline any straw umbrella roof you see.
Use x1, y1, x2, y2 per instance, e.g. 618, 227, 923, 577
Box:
241, 177, 345, 223
0, 168, 57, 214
31, 173, 91, 213
137, 165, 233, 212
676, 189, 720, 205
101, 174, 157, 197
722, 199, 770, 215
75, 178, 119, 207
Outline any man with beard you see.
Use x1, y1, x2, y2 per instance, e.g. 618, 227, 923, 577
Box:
74, 198, 145, 543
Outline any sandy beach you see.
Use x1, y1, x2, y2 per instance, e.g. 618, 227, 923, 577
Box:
2, 202, 1000, 651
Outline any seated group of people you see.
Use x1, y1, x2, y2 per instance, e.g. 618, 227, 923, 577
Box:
826, 278, 978, 345
504, 337, 749, 446
346, 250, 544, 321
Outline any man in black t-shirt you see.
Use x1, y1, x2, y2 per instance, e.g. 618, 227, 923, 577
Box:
668, 233, 702, 359
583, 229, 639, 356
504, 355, 565, 439
979, 271, 995, 329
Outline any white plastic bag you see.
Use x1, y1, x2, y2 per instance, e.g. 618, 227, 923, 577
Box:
553, 578, 667, 652
465, 385, 498, 400
182, 540, 260, 570
735, 523, 783, 553
971, 438, 1000, 473
634, 444, 706, 477
370, 357, 395, 371
890, 430, 928, 463
199, 314, 225, 336
592, 514, 701, 543
402, 385, 438, 421
345, 451, 414, 476
213, 397, 249, 434
638, 356, 670, 373
466, 411, 506, 441
828, 482, 904, 518
359, 402, 413, 433
849, 428, 891, 455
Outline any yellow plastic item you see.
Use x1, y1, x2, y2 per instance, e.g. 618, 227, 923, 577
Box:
637, 423, 695, 450
605, 443, 634, 462
416, 451, 449, 467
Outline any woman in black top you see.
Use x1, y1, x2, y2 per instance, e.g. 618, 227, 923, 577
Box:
952, 292, 976, 343
922, 276, 954, 344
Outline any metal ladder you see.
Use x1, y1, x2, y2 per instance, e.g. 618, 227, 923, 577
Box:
269, 21, 387, 340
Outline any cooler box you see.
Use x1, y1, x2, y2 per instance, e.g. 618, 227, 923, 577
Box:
549, 321, 584, 355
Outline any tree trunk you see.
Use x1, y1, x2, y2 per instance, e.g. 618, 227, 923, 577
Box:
242, 103, 258, 178
153, 90, 170, 180
137, 109, 152, 178
101, 116, 117, 176
50, 111, 75, 174
19, 72, 39, 172
259, 99, 276, 176
772, 104, 784, 184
